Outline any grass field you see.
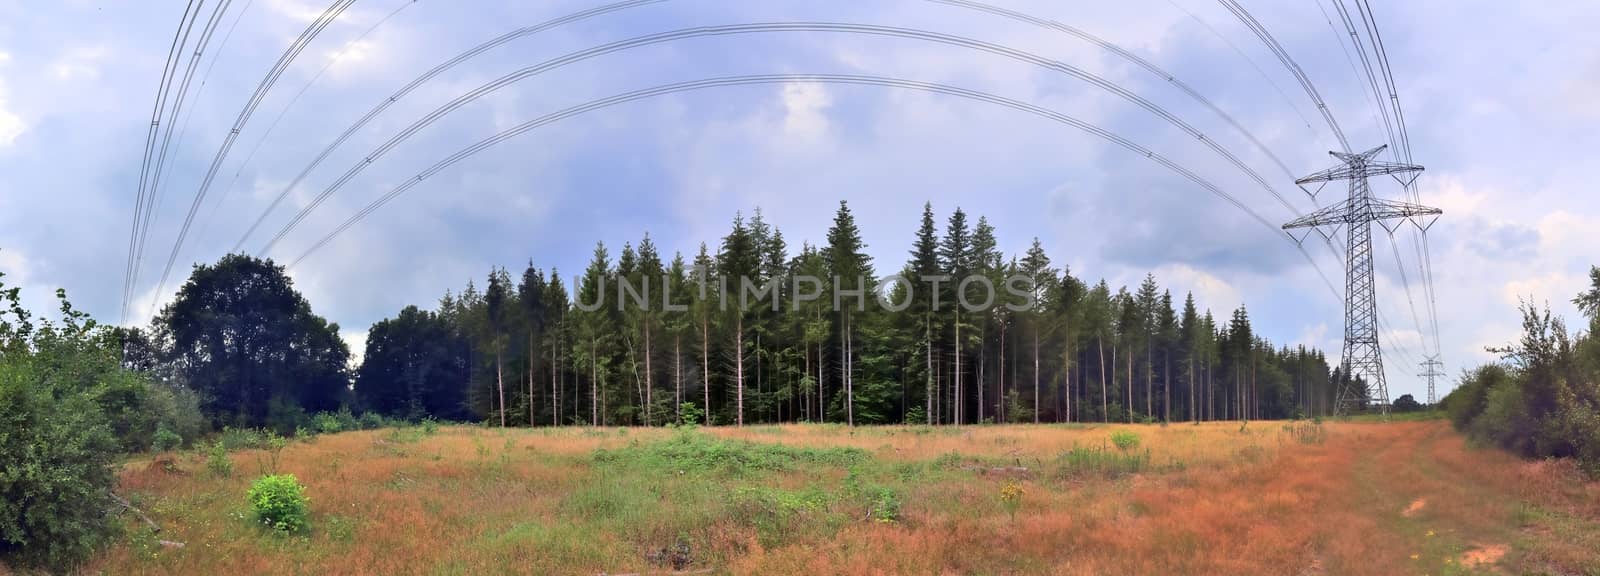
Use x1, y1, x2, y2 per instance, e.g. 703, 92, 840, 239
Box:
70, 420, 1600, 575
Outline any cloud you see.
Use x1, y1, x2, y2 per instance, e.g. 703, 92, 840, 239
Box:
50, 45, 107, 81
780, 83, 832, 142
0, 78, 22, 148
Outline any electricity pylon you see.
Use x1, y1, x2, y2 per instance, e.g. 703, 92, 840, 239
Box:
1284, 144, 1438, 417
1419, 355, 1444, 405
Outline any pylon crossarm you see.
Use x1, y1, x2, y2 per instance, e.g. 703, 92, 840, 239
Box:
1282, 199, 1356, 229
1368, 197, 1442, 221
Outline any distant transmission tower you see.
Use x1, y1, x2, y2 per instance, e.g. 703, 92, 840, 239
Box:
1419, 355, 1445, 405
1284, 144, 1438, 417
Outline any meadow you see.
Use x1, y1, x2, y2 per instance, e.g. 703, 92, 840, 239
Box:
68, 420, 1600, 575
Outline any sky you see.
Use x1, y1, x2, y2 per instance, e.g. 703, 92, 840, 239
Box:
2, 0, 1598, 402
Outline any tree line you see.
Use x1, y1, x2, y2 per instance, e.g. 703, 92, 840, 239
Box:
354, 201, 1341, 428
1443, 266, 1600, 475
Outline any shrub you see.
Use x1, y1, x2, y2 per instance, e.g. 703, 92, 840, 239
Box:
220, 426, 267, 451
248, 474, 310, 533
0, 356, 121, 569
313, 411, 344, 434
1110, 430, 1140, 452
359, 411, 385, 430
207, 440, 234, 478
150, 423, 183, 452
1054, 444, 1149, 479
678, 402, 704, 427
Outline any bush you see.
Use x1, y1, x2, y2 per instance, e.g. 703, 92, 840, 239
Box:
359, 411, 385, 430
248, 474, 310, 533
150, 423, 183, 452
0, 285, 141, 570
313, 411, 343, 434
207, 440, 234, 478
1110, 430, 1141, 452
0, 356, 121, 569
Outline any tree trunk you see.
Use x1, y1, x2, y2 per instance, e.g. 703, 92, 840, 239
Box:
926, 317, 934, 425
674, 335, 682, 424
590, 338, 598, 426
1098, 337, 1108, 423
645, 322, 652, 426
953, 311, 961, 426
1126, 348, 1133, 423
497, 351, 506, 427
702, 317, 711, 426
735, 315, 745, 427
1032, 329, 1040, 424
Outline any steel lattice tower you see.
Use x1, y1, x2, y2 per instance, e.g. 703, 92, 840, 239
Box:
1284, 144, 1437, 417
1419, 355, 1444, 405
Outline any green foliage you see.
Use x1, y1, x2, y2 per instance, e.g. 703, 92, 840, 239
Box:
248, 474, 311, 533
161, 255, 350, 429
150, 423, 183, 452
421, 416, 440, 436
1391, 394, 1423, 412
1110, 430, 1141, 452
677, 402, 704, 428
592, 430, 866, 476
359, 411, 385, 430
313, 410, 346, 434
1449, 297, 1600, 476
219, 426, 269, 451
207, 440, 234, 478
1054, 444, 1149, 479
0, 284, 151, 570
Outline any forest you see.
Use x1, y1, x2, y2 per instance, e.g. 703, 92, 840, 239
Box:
117, 200, 1344, 433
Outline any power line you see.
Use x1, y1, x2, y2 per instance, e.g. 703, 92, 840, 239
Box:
199, 0, 414, 255
145, 0, 357, 320
122, 0, 203, 325
133, 0, 239, 314
230, 0, 668, 254
252, 22, 1317, 258
1163, 0, 1317, 136
1214, 0, 1349, 153
278, 73, 1346, 316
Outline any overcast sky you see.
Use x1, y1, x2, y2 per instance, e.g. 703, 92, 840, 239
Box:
2, 0, 1597, 401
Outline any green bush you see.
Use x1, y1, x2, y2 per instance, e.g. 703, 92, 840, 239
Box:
150, 423, 183, 452
1110, 430, 1141, 452
207, 440, 234, 478
359, 411, 385, 430
1054, 444, 1149, 479
219, 426, 268, 451
313, 411, 343, 434
0, 286, 126, 569
248, 474, 310, 533
0, 356, 122, 569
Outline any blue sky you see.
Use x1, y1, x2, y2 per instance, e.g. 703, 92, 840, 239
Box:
2, 0, 1598, 401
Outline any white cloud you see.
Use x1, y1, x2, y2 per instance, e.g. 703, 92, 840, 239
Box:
0, 247, 31, 286
0, 76, 22, 148
341, 329, 367, 368
0, 51, 11, 65
780, 83, 832, 142
50, 45, 106, 81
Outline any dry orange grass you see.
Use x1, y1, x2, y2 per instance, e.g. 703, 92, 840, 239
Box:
73, 420, 1600, 575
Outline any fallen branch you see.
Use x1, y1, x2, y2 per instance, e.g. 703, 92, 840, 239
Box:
109, 492, 160, 533
600, 569, 714, 576
960, 465, 1031, 476
159, 540, 186, 549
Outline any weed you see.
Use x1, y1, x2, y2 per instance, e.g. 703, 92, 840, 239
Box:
1000, 480, 1025, 520
207, 440, 233, 478
1055, 443, 1149, 479
592, 430, 866, 476
1111, 430, 1141, 452
1284, 421, 1328, 445
324, 515, 356, 543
